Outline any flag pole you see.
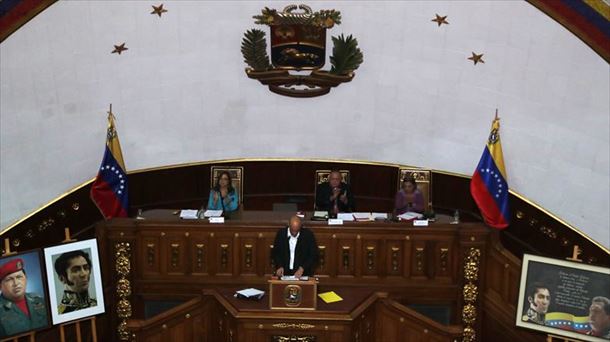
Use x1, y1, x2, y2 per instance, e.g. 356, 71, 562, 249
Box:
107, 103, 115, 121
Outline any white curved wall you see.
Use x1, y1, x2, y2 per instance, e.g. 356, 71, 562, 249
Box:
1, 1, 608, 247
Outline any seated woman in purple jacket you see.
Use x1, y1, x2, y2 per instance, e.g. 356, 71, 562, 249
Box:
394, 177, 425, 215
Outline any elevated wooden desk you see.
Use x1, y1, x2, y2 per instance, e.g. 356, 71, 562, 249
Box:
207, 286, 381, 342
97, 210, 488, 323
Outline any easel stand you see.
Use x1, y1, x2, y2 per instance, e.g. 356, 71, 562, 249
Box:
1, 239, 36, 342
2, 238, 16, 256
0, 331, 36, 342
59, 316, 98, 342
62, 227, 76, 243
546, 334, 583, 342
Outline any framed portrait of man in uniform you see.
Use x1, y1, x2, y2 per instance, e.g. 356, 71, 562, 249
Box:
43, 239, 105, 325
0, 249, 51, 339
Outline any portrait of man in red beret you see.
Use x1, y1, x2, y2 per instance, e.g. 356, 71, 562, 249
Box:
0, 251, 50, 338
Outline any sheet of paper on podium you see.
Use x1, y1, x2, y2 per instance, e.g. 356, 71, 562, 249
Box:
313, 211, 328, 218
398, 211, 423, 220
337, 213, 355, 221
179, 209, 199, 219
235, 288, 265, 299
352, 212, 371, 221
279, 276, 310, 281
371, 212, 388, 220
204, 209, 223, 217
318, 291, 343, 303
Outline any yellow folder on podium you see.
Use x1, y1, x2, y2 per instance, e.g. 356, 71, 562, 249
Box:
318, 291, 343, 303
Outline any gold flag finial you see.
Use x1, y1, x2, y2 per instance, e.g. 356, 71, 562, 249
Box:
107, 104, 116, 122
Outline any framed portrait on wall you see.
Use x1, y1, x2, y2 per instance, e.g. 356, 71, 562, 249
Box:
516, 253, 610, 341
0, 249, 51, 339
43, 238, 105, 325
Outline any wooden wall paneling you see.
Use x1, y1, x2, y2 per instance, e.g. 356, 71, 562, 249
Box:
164, 232, 188, 276
430, 173, 478, 215
6, 160, 608, 282
362, 238, 380, 277
485, 249, 507, 302
127, 296, 210, 342
140, 233, 161, 277
385, 238, 405, 278
410, 240, 428, 280
403, 235, 412, 278
361, 306, 376, 342
166, 315, 193, 342
207, 232, 217, 276
214, 232, 234, 276
337, 237, 356, 277
258, 233, 276, 276
506, 263, 520, 310
484, 232, 524, 321
434, 241, 453, 282
189, 232, 209, 276
375, 299, 462, 342
314, 233, 333, 277
355, 233, 363, 278
130, 165, 210, 209
375, 303, 400, 342
232, 232, 241, 276
239, 233, 258, 276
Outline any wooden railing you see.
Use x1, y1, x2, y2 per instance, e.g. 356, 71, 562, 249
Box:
126, 296, 214, 342
125, 293, 463, 342
376, 298, 462, 342
480, 231, 547, 342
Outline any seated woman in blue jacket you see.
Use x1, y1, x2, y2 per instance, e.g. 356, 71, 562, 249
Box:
206, 171, 239, 212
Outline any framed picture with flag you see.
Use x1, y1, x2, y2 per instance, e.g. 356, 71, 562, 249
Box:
516, 254, 610, 341
0, 249, 51, 339
43, 239, 105, 324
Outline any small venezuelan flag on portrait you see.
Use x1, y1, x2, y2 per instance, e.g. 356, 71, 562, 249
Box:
90, 109, 128, 219
470, 113, 510, 229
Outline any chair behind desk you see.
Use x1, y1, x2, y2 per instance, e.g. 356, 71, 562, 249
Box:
313, 169, 350, 210
397, 168, 431, 211
210, 165, 244, 208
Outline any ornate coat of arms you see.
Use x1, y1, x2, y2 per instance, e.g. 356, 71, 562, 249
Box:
283, 284, 302, 307
241, 4, 363, 97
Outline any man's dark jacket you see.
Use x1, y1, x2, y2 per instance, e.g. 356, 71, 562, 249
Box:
315, 182, 355, 212
272, 227, 319, 276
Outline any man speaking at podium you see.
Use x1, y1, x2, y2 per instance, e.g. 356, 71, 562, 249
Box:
272, 216, 319, 278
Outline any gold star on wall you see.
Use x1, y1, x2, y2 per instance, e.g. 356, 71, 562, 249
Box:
468, 52, 485, 65
431, 14, 449, 27
111, 43, 128, 55
151, 4, 168, 17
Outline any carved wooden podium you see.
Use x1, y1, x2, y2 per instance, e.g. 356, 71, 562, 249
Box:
269, 278, 318, 310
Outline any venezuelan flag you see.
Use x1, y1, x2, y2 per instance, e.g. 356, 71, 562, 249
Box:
90, 110, 128, 218
545, 312, 591, 333
470, 115, 510, 229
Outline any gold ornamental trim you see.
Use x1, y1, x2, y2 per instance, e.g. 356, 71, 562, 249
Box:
272, 323, 316, 330
273, 336, 316, 342
115, 242, 132, 341
461, 248, 480, 342
463, 248, 481, 282
463, 283, 478, 302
